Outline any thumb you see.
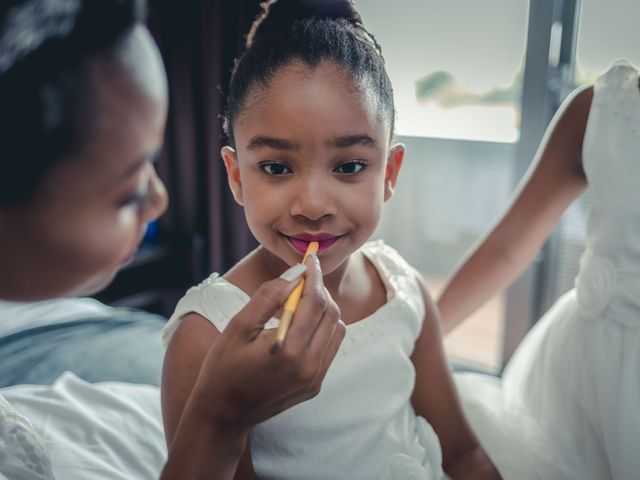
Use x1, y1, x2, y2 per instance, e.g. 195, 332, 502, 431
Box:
226, 263, 307, 336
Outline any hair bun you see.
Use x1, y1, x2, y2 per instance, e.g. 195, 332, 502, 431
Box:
248, 0, 362, 47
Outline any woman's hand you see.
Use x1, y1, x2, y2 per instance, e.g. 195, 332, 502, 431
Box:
191, 253, 344, 429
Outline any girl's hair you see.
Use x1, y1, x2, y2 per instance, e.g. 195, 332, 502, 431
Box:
223, 0, 395, 147
0, 0, 146, 206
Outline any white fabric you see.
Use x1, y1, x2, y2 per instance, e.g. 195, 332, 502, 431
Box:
164, 240, 445, 480
0, 297, 112, 338
0, 394, 54, 480
455, 62, 640, 480
0, 372, 166, 480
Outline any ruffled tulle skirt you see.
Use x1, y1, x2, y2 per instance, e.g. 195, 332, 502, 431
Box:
455, 289, 640, 480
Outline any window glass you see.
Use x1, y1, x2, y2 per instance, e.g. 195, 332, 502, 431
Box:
356, 0, 529, 142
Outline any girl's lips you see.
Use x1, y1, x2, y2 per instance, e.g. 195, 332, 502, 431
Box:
289, 236, 339, 255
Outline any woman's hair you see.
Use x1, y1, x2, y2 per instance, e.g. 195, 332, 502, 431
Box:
0, 0, 146, 206
223, 0, 395, 148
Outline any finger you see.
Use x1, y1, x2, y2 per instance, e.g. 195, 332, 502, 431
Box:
306, 296, 342, 357
284, 252, 327, 349
293, 317, 346, 406
227, 264, 307, 337
314, 319, 346, 384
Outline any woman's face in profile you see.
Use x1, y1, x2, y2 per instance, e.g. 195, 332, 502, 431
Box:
1, 27, 169, 301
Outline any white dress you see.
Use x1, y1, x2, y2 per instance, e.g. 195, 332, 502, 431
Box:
163, 240, 444, 480
455, 62, 640, 480
0, 395, 54, 480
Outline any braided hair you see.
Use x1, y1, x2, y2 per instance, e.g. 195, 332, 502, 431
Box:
223, 0, 395, 148
0, 0, 146, 205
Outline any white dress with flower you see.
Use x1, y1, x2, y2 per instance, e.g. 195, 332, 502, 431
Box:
455, 62, 640, 480
163, 240, 444, 480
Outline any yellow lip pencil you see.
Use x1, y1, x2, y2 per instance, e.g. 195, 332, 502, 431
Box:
272, 241, 319, 353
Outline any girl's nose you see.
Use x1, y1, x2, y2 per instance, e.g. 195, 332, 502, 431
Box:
289, 178, 337, 221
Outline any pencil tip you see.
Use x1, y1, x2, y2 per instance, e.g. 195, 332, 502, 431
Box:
270, 340, 282, 354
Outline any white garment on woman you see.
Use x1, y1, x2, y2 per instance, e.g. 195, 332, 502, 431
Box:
163, 240, 444, 480
1, 372, 165, 480
0, 394, 54, 480
455, 62, 640, 480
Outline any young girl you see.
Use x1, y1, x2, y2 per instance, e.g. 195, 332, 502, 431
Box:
161, 1, 500, 479
438, 61, 640, 479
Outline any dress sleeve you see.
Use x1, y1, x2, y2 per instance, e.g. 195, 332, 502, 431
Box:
161, 273, 253, 348
595, 61, 638, 97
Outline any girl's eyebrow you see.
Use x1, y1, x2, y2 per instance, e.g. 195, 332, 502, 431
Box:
246, 134, 378, 151
327, 134, 378, 149
247, 136, 300, 151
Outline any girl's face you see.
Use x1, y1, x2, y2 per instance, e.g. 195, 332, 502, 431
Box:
223, 61, 403, 277
0, 27, 168, 301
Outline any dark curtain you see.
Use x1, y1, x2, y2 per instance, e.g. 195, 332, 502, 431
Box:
148, 0, 261, 278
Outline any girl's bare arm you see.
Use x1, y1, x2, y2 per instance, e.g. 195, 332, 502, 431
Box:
412, 276, 501, 479
437, 86, 592, 333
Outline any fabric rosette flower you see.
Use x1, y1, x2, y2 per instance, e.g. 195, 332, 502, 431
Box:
575, 253, 616, 320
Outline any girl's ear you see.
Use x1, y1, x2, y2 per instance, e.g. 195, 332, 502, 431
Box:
384, 143, 404, 202
221, 146, 244, 206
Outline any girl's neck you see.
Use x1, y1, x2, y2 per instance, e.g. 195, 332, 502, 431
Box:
255, 245, 386, 325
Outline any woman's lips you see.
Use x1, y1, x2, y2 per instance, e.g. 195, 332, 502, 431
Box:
289, 235, 339, 254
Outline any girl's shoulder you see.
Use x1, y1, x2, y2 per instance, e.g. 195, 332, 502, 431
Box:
360, 240, 426, 322
162, 273, 251, 347
361, 240, 426, 341
361, 239, 420, 280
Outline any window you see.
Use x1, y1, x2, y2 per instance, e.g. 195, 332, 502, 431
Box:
574, 0, 640, 83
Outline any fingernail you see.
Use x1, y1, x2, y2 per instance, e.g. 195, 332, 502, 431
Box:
308, 250, 320, 264
270, 340, 283, 354
280, 263, 307, 282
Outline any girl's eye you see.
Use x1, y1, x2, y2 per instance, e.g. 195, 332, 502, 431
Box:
334, 161, 366, 175
260, 162, 292, 176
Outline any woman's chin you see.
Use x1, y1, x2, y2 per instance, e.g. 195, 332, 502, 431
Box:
71, 270, 120, 298
1, 268, 118, 302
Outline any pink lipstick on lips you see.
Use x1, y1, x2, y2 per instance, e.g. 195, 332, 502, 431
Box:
289, 234, 339, 254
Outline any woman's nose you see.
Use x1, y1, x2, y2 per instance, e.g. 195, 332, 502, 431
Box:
141, 168, 168, 223
289, 177, 337, 221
